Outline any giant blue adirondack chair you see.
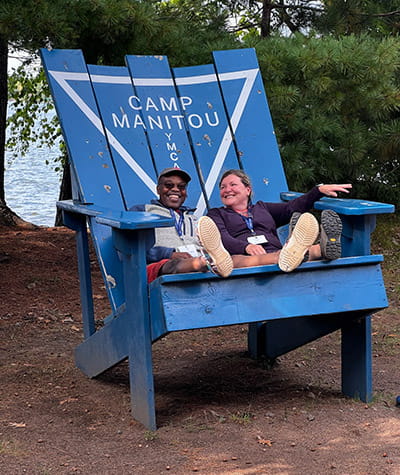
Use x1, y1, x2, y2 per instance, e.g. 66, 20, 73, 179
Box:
40, 47, 394, 430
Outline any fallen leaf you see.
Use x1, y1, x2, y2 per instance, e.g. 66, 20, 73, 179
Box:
9, 422, 26, 428
256, 435, 272, 446
59, 397, 79, 405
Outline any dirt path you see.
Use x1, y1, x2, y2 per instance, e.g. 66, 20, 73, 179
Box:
1, 224, 400, 474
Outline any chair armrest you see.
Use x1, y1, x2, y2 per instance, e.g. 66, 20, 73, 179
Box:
280, 192, 395, 216
57, 199, 173, 230
57, 200, 106, 217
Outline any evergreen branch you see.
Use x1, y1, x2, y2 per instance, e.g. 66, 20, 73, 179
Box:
272, 2, 324, 14
368, 10, 400, 18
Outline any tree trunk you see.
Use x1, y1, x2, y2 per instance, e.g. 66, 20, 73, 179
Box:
260, 0, 273, 38
0, 35, 7, 203
0, 38, 36, 228
0, 196, 37, 227
55, 162, 72, 226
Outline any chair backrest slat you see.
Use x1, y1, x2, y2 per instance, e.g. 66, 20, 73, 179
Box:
125, 54, 204, 210
87, 64, 158, 209
41, 49, 125, 209
213, 48, 288, 202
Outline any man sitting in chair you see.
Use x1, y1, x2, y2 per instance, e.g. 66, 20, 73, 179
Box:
130, 167, 234, 282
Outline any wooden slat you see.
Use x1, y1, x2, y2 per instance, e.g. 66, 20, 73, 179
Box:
125, 54, 204, 210
88, 64, 158, 209
40, 49, 125, 208
213, 48, 288, 203
154, 263, 387, 332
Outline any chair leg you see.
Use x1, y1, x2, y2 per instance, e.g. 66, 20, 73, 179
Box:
62, 211, 96, 338
341, 315, 372, 402
128, 324, 157, 431
247, 322, 266, 359
113, 227, 157, 430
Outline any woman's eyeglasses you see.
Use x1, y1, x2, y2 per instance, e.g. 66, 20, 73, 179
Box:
162, 182, 187, 191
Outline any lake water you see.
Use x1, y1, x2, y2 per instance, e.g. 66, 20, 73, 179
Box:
5, 143, 61, 227
5, 101, 62, 227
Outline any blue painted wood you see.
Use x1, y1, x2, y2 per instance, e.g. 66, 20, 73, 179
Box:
125, 54, 203, 210
153, 264, 387, 332
75, 312, 132, 378
342, 316, 372, 402
57, 200, 173, 229
113, 227, 157, 430
41, 47, 394, 430
341, 215, 376, 257
248, 312, 364, 360
62, 210, 96, 338
87, 64, 158, 209
40, 49, 124, 208
213, 48, 288, 202
156, 254, 383, 283
281, 192, 395, 215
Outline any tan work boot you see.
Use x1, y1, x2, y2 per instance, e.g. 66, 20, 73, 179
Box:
197, 216, 233, 278
278, 212, 319, 272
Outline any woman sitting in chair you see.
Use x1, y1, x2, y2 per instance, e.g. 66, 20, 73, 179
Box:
197, 169, 351, 273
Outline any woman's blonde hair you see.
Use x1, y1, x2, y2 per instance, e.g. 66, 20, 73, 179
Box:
219, 169, 253, 203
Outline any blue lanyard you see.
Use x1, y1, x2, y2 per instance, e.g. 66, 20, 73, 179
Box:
240, 213, 255, 235
169, 208, 185, 237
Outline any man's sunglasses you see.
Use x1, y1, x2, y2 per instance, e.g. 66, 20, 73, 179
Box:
162, 182, 187, 191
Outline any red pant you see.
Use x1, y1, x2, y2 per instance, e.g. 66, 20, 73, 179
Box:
146, 259, 169, 283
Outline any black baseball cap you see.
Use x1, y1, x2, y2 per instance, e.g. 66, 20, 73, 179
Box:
157, 167, 191, 183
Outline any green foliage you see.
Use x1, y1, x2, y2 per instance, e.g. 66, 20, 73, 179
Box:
7, 65, 64, 171
220, 1, 400, 39
152, 0, 237, 65
317, 0, 400, 37
249, 34, 400, 204
0, 0, 78, 49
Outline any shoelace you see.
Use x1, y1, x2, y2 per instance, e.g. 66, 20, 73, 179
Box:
198, 247, 218, 275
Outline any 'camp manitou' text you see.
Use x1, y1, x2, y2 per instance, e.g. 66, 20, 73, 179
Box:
111, 95, 220, 130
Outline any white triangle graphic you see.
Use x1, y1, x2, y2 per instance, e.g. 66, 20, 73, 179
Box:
49, 67, 259, 216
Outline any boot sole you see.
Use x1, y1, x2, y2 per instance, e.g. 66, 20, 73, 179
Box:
197, 216, 233, 278
278, 212, 319, 272
320, 210, 342, 260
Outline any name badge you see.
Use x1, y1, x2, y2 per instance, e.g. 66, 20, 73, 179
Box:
247, 235, 268, 245
176, 244, 199, 257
